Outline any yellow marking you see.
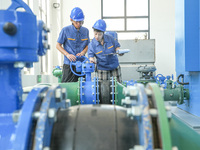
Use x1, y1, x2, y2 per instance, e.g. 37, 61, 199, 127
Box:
81, 38, 88, 41
96, 51, 102, 54
108, 45, 114, 49
67, 38, 75, 40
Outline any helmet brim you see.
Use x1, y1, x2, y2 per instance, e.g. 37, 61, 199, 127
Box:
71, 18, 84, 21
92, 27, 105, 32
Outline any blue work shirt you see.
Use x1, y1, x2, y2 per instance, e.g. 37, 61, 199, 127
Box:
88, 34, 120, 70
57, 25, 90, 64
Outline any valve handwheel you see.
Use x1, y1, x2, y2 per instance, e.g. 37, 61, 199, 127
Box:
70, 56, 89, 76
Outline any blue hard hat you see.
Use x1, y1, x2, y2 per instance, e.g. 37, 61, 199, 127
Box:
70, 7, 84, 21
93, 19, 106, 32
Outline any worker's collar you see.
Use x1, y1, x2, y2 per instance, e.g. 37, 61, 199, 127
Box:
71, 24, 83, 32
94, 34, 109, 46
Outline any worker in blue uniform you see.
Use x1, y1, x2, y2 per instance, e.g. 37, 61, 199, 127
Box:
88, 19, 122, 82
56, 7, 90, 82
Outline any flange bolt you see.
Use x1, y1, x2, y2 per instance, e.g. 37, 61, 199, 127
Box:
3, 22, 17, 35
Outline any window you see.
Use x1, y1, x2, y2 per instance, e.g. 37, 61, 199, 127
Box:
101, 0, 150, 40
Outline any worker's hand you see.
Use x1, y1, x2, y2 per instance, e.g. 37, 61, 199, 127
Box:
66, 54, 76, 62
76, 52, 85, 57
89, 57, 96, 64
116, 49, 124, 56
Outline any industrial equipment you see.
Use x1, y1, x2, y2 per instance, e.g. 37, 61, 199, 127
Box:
52, 66, 62, 83
1, 0, 200, 150
118, 39, 155, 81
135, 65, 156, 85
0, 1, 65, 150
70, 56, 99, 105
170, 0, 200, 149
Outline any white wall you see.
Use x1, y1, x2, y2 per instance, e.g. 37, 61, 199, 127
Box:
150, 0, 176, 77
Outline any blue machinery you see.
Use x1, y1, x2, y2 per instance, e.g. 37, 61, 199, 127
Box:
0, 0, 63, 149
1, 0, 200, 150
70, 56, 99, 104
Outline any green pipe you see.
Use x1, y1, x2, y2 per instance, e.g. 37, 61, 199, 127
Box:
115, 81, 125, 106
59, 82, 79, 106
164, 84, 189, 105
52, 69, 62, 83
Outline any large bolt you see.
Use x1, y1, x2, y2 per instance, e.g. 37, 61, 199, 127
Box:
127, 108, 132, 117
55, 89, 61, 102
32, 111, 40, 120
14, 62, 25, 68
43, 147, 50, 150
48, 108, 57, 122
121, 97, 131, 107
131, 106, 142, 116
62, 88, 66, 100
129, 86, 138, 97
149, 108, 158, 117
55, 89, 61, 98
3, 22, 17, 35
65, 99, 71, 108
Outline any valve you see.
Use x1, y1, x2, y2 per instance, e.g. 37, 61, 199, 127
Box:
70, 56, 95, 77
